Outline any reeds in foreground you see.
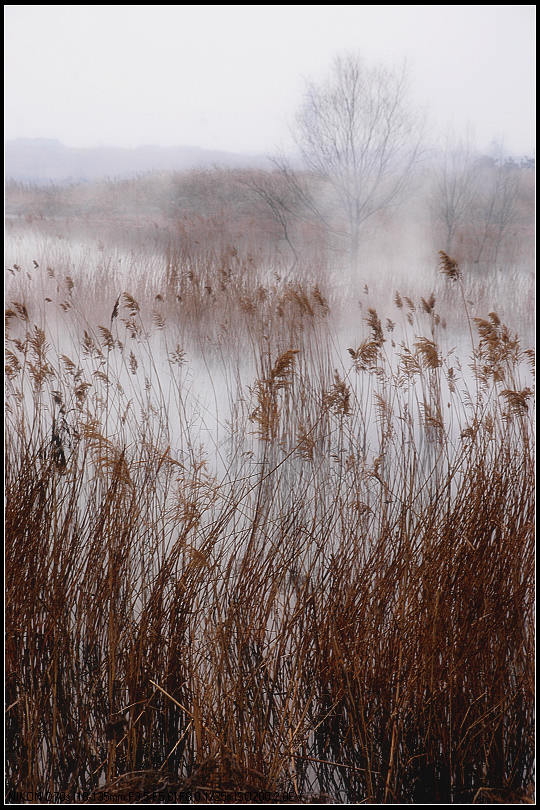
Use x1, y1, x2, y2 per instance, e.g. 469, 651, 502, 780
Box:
5, 246, 535, 804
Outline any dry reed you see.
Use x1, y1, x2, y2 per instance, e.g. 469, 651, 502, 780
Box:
5, 233, 535, 804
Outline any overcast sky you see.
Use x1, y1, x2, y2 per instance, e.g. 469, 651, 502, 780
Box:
4, 5, 536, 156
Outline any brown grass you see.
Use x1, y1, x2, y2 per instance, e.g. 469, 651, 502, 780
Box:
5, 236, 535, 804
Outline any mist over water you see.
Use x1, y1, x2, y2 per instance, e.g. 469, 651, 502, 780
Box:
4, 25, 535, 793
5, 220, 534, 486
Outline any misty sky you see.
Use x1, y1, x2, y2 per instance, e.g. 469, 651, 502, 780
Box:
4, 5, 536, 156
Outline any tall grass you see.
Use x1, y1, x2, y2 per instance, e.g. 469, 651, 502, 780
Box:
5, 240, 535, 803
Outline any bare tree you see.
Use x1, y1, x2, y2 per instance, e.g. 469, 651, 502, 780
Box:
490, 165, 521, 264
240, 169, 301, 267
275, 54, 424, 267
432, 135, 478, 254
471, 147, 521, 265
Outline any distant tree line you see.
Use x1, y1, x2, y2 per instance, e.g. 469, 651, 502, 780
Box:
5, 51, 534, 272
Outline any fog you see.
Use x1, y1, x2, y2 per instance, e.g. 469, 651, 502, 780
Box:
5, 9, 536, 801
4, 5, 535, 157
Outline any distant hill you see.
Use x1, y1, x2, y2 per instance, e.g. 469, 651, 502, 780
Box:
5, 138, 272, 183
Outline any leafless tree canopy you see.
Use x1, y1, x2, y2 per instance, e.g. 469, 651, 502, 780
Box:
288, 54, 424, 265
432, 138, 523, 264
433, 136, 479, 254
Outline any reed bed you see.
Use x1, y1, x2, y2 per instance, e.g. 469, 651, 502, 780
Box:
5, 241, 535, 804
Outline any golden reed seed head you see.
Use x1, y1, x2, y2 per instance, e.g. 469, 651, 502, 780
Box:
439, 250, 461, 280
